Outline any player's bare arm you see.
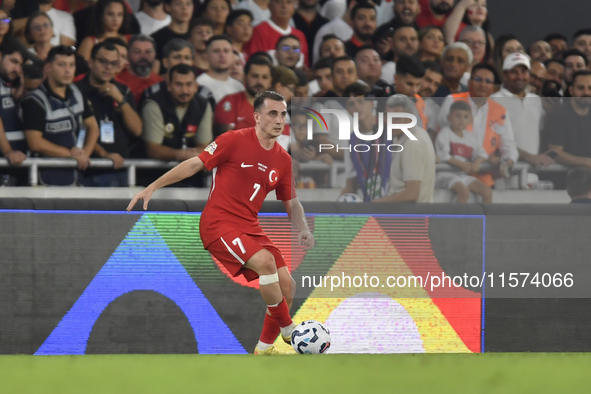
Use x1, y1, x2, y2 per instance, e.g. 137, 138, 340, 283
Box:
126, 156, 205, 211
283, 197, 315, 250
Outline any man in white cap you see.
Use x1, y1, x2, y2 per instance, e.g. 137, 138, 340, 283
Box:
491, 52, 552, 168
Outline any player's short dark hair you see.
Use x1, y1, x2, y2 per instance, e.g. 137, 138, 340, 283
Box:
275, 34, 300, 50
396, 55, 425, 78
567, 167, 591, 199
331, 55, 354, 72
189, 17, 215, 34
343, 82, 370, 97
562, 48, 588, 65
46, 45, 76, 64
206, 34, 232, 49
450, 101, 471, 114
163, 38, 195, 59
169, 63, 196, 80
574, 28, 591, 41
90, 41, 118, 60
572, 69, 591, 84
544, 58, 565, 68
244, 56, 273, 76
544, 32, 567, 43
225, 9, 253, 27
422, 60, 443, 75
313, 57, 333, 71
103, 36, 128, 48
471, 62, 500, 84
253, 90, 286, 112
23, 63, 43, 80
351, 2, 376, 19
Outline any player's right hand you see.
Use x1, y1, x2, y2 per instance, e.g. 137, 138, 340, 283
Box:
127, 188, 153, 212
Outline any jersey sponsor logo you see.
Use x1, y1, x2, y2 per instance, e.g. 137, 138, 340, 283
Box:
240, 162, 253, 168
223, 101, 232, 112
2, 97, 14, 109
204, 141, 217, 155
269, 168, 279, 185
46, 120, 73, 133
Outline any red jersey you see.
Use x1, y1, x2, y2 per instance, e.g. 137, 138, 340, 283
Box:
416, 0, 450, 28
198, 128, 296, 248
244, 21, 310, 67
214, 92, 255, 130
117, 69, 163, 105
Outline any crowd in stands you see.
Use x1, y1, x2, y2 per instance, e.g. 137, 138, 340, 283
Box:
0, 0, 589, 203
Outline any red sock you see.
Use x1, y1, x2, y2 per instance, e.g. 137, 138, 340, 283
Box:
259, 313, 281, 344
267, 297, 293, 328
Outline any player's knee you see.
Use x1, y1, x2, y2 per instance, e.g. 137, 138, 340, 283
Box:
254, 250, 276, 275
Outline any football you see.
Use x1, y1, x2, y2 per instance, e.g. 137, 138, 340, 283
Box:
290, 320, 331, 354
337, 193, 363, 203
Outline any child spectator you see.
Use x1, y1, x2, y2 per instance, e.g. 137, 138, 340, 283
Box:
435, 101, 492, 203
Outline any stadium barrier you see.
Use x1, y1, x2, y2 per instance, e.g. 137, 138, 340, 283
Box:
1, 200, 591, 355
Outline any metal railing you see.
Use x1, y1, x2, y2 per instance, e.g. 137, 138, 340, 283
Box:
0, 158, 571, 189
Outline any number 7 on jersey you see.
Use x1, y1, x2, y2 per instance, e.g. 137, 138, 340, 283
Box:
249, 183, 261, 201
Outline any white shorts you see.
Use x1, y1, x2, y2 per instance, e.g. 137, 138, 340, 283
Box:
435, 172, 478, 190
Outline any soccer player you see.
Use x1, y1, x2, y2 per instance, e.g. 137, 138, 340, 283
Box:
127, 90, 315, 355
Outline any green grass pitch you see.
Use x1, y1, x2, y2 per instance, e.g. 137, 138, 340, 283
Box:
1, 354, 589, 393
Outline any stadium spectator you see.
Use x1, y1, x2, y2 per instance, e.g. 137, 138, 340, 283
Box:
230, 50, 244, 82
294, 69, 309, 97
23, 63, 44, 95
355, 46, 388, 90
491, 53, 550, 168
118, 35, 163, 104
379, 94, 436, 202
544, 32, 568, 60
0, 8, 13, 48
203, 0, 231, 35
544, 58, 565, 91
290, 111, 333, 183
492, 34, 524, 78
310, 57, 333, 97
273, 35, 302, 69
78, 0, 132, 61
419, 60, 443, 134
189, 18, 214, 74
437, 63, 518, 186
327, 55, 358, 97
292, 0, 328, 55
75, 41, 142, 186
244, 0, 309, 67
73, 1, 140, 46
547, 70, 591, 168
417, 26, 444, 62
566, 167, 591, 203
528, 40, 552, 63
443, 0, 490, 47
196, 35, 244, 103
214, 56, 272, 135
312, 0, 355, 64
562, 49, 587, 87
135, 0, 171, 36
22, 45, 99, 186
0, 41, 26, 178
104, 36, 129, 75
573, 29, 591, 65
319, 34, 347, 60
373, 0, 420, 57
381, 25, 419, 84
458, 25, 487, 84
225, 10, 253, 64
344, 2, 377, 58
36, 0, 76, 47
24, 11, 54, 61
434, 101, 491, 203
433, 42, 471, 97
270, 65, 298, 104
234, 0, 270, 27
151, 0, 193, 62
141, 63, 212, 186
529, 60, 546, 96
394, 55, 428, 128
415, 0, 453, 29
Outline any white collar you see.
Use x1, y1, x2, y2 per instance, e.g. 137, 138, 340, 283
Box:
267, 19, 292, 35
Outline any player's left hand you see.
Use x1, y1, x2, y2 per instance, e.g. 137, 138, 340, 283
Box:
299, 230, 315, 251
